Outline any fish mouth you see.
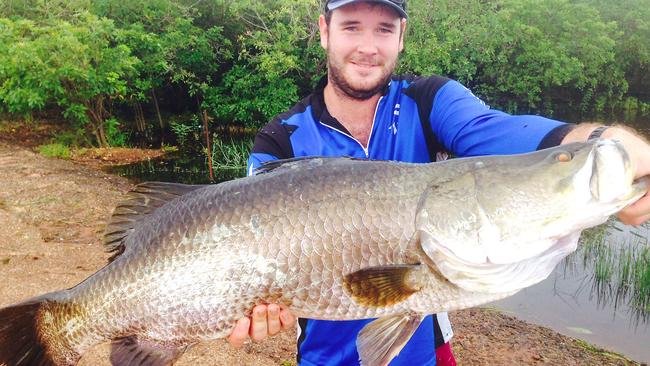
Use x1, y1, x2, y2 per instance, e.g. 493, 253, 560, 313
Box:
581, 139, 646, 223
589, 139, 635, 203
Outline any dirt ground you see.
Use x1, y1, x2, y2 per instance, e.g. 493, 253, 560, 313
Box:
0, 122, 645, 365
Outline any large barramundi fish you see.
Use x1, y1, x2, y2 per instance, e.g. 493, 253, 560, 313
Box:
0, 139, 647, 366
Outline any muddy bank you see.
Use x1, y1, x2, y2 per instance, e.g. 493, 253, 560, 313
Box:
0, 141, 643, 365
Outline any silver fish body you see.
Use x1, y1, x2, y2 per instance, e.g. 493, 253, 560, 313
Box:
0, 139, 646, 366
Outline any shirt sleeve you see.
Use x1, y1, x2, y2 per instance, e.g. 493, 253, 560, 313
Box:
431, 80, 570, 157
247, 117, 295, 176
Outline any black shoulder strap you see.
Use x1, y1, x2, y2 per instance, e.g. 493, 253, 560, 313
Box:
251, 119, 297, 160
402, 75, 451, 162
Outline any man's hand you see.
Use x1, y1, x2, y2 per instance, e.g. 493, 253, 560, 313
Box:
563, 123, 650, 225
227, 304, 296, 348
604, 127, 650, 225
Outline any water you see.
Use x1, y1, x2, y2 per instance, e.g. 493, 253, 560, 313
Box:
104, 153, 243, 184
106, 134, 252, 184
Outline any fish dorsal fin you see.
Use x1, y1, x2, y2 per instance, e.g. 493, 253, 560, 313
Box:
357, 313, 425, 366
104, 182, 205, 261
110, 336, 190, 366
253, 156, 364, 175
343, 265, 426, 307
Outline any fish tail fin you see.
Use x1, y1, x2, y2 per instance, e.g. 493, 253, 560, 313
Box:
0, 295, 81, 366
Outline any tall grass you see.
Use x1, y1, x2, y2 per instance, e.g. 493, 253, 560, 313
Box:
210, 135, 253, 178
578, 221, 650, 324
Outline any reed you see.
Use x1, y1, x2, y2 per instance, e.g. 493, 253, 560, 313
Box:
577, 221, 650, 323
210, 135, 253, 178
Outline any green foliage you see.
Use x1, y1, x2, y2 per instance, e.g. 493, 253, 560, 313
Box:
105, 117, 129, 147
115, 23, 167, 100
583, 0, 650, 101
400, 0, 501, 85
204, 0, 322, 127
92, 0, 192, 30
206, 65, 300, 127
1, 0, 649, 148
0, 14, 139, 146
479, 0, 623, 114
402, 0, 647, 115
37, 143, 71, 159
169, 116, 202, 147
163, 17, 231, 97
0, 0, 92, 21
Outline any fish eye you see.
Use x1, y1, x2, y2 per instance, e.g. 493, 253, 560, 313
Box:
554, 151, 573, 162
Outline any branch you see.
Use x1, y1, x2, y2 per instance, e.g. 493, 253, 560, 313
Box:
239, 13, 270, 34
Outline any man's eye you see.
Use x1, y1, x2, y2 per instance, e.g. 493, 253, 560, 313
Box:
378, 28, 393, 34
344, 26, 358, 31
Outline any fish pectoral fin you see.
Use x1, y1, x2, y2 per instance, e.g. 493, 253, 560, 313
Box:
356, 313, 425, 366
343, 264, 426, 307
110, 336, 191, 366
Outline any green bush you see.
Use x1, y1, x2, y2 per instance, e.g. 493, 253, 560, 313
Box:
105, 117, 129, 147
169, 116, 202, 147
37, 143, 71, 159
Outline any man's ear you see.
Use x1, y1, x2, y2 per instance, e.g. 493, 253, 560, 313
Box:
399, 18, 407, 52
319, 14, 328, 50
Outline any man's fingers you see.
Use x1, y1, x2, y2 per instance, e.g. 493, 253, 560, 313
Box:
618, 194, 650, 225
250, 305, 269, 341
228, 317, 250, 348
228, 304, 292, 348
619, 210, 650, 226
267, 304, 282, 336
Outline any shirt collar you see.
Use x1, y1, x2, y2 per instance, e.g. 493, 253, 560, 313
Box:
311, 75, 392, 134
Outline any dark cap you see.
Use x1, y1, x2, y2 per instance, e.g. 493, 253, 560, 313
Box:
326, 0, 407, 18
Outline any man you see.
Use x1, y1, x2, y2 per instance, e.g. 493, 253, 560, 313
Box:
229, 0, 650, 365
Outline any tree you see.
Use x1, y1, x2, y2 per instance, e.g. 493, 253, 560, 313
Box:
116, 23, 168, 134
400, 0, 501, 88
205, 0, 323, 127
477, 0, 624, 115
584, 0, 650, 104
0, 14, 139, 146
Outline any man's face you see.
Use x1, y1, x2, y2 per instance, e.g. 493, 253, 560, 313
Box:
319, 2, 406, 100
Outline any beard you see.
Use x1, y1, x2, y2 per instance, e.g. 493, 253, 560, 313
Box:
327, 48, 396, 101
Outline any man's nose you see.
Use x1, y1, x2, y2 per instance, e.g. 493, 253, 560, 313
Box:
356, 32, 379, 55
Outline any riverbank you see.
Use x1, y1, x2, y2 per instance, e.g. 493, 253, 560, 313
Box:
0, 126, 644, 364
